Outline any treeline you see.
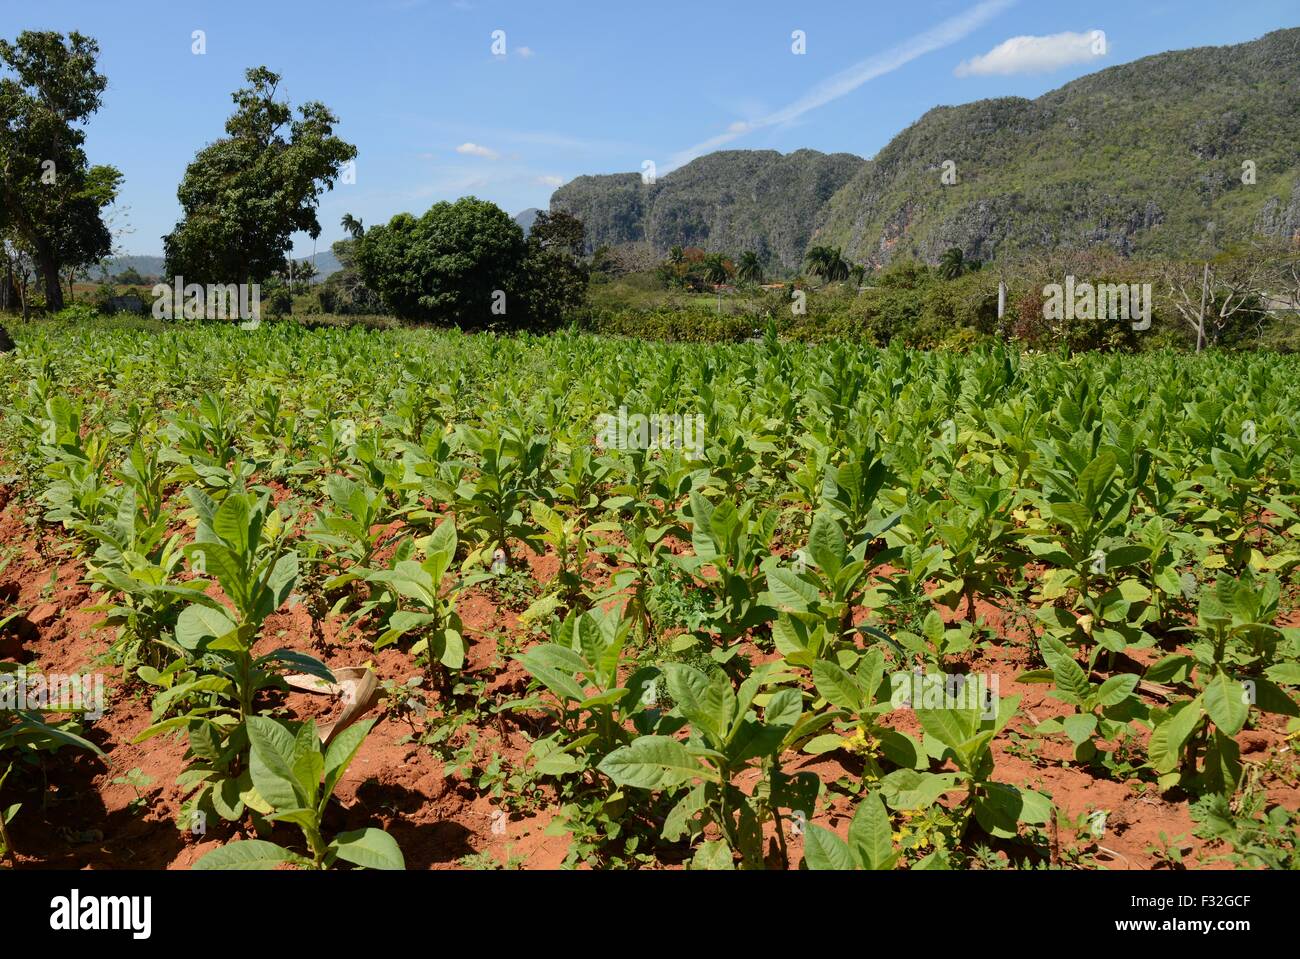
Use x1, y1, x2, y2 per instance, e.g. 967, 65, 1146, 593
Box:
582, 245, 1300, 353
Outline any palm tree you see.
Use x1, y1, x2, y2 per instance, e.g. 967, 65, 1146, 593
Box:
737, 251, 763, 285
804, 246, 831, 280
938, 247, 966, 280
340, 213, 364, 240
701, 253, 732, 313
849, 264, 867, 288
805, 245, 849, 284
701, 252, 731, 285
668, 245, 684, 265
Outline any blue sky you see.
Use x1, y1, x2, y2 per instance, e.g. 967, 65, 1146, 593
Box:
3, 0, 1296, 256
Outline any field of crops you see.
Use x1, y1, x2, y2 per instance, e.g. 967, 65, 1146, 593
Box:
1, 315, 1298, 870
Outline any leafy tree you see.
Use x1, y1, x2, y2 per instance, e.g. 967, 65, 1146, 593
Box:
318, 237, 380, 314
517, 210, 589, 328
162, 67, 356, 285
0, 31, 120, 311
355, 197, 527, 326
737, 250, 763, 285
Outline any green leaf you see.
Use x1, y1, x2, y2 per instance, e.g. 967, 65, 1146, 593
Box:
807, 511, 845, 577
801, 823, 854, 870
1096, 673, 1139, 707
194, 839, 296, 870
766, 566, 819, 610
1039, 636, 1090, 705
690, 840, 735, 870
763, 687, 803, 730
915, 708, 976, 752
811, 659, 863, 713
1251, 678, 1300, 717
175, 603, 238, 651
212, 493, 252, 555
598, 736, 709, 789
330, 827, 406, 870
246, 715, 308, 811
847, 791, 894, 870
663, 663, 734, 743
803, 733, 845, 755
1148, 698, 1205, 774
1062, 713, 1097, 745
878, 769, 958, 810
1203, 673, 1249, 736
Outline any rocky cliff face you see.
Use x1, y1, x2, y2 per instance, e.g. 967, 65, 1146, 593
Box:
817, 27, 1300, 267
551, 28, 1299, 271
550, 149, 864, 272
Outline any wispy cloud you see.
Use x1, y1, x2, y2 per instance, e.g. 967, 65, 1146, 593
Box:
455, 142, 499, 159
516, 46, 535, 58
536, 175, 564, 187
955, 30, 1107, 76
665, 0, 1016, 171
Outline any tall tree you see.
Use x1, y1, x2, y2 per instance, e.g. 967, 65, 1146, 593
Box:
517, 210, 589, 329
278, 256, 318, 294
340, 213, 364, 239
163, 67, 356, 285
737, 251, 763, 285
0, 31, 119, 312
701, 252, 732, 314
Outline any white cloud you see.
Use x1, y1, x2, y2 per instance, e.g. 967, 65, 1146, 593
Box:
536, 175, 564, 187
954, 30, 1107, 76
455, 142, 499, 159
516, 46, 535, 58
666, 0, 1016, 172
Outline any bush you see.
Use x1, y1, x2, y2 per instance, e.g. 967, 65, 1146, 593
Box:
579, 307, 756, 342
265, 287, 292, 316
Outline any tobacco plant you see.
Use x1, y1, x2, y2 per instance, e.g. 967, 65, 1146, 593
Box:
194, 716, 404, 870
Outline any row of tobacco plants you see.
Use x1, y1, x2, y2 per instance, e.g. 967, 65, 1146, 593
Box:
0, 313, 1298, 868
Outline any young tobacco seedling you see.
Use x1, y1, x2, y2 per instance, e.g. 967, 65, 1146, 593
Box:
453, 424, 547, 567
510, 606, 662, 778
136, 488, 332, 822
363, 517, 464, 684
763, 509, 897, 669
598, 662, 818, 869
1145, 573, 1299, 793
674, 488, 778, 656
805, 648, 925, 777
194, 716, 404, 870
881, 695, 1053, 843
306, 474, 401, 593
1020, 635, 1146, 764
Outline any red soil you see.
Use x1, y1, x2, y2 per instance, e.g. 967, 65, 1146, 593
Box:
1, 498, 1296, 871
